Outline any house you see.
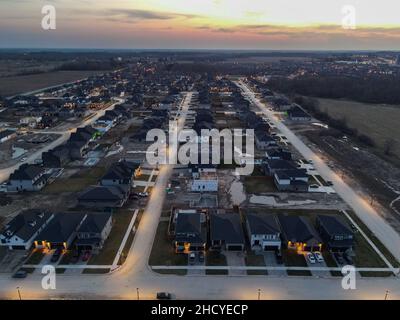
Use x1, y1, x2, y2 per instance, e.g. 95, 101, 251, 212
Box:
42, 145, 71, 168
78, 185, 130, 209
316, 215, 354, 252
0, 129, 17, 143
274, 169, 309, 192
0, 209, 54, 250
19, 117, 42, 129
287, 105, 311, 121
278, 215, 322, 252
66, 140, 88, 160
191, 171, 218, 192
34, 212, 86, 250
75, 213, 113, 253
101, 160, 138, 186
210, 213, 245, 251
174, 210, 206, 253
255, 132, 278, 150
246, 214, 281, 251
7, 164, 48, 192
263, 159, 297, 176
265, 148, 292, 161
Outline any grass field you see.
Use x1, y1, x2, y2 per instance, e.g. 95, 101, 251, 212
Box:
0, 70, 107, 97
317, 98, 400, 158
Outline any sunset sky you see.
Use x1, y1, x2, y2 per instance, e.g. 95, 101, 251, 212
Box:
1, 0, 400, 50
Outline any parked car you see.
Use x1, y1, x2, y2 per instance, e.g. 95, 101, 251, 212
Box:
50, 248, 62, 263
12, 270, 28, 279
138, 192, 149, 198
82, 251, 91, 262
20, 157, 27, 162
198, 252, 205, 263
188, 252, 196, 265
306, 252, 316, 264
314, 252, 324, 263
156, 292, 172, 300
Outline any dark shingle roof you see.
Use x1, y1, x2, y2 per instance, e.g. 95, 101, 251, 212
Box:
36, 213, 85, 243
78, 185, 129, 201
317, 215, 353, 236
78, 213, 112, 234
1, 209, 53, 241
210, 213, 244, 244
9, 164, 44, 181
246, 214, 280, 235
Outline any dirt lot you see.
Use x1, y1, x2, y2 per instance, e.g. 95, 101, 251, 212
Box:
0, 70, 106, 97
316, 98, 400, 159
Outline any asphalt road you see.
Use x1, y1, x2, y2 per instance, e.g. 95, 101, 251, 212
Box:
236, 81, 400, 265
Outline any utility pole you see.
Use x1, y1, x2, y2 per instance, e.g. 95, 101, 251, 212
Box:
384, 290, 389, 300
257, 289, 261, 300
136, 287, 140, 300
16, 287, 22, 300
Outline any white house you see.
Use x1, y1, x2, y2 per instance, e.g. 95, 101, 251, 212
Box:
246, 214, 281, 251
0, 209, 54, 250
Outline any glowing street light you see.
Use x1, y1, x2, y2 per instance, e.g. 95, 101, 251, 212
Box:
16, 287, 22, 300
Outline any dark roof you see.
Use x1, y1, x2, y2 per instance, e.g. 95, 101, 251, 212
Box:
175, 212, 205, 243
36, 213, 85, 243
275, 169, 309, 180
78, 185, 129, 202
1, 209, 53, 241
210, 213, 245, 244
317, 215, 353, 236
101, 160, 138, 181
278, 215, 321, 243
77, 213, 112, 234
246, 214, 280, 235
9, 164, 44, 181
266, 159, 297, 171
0, 129, 15, 140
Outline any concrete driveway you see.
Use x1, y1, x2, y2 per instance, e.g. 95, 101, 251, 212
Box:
224, 251, 246, 276
263, 252, 286, 276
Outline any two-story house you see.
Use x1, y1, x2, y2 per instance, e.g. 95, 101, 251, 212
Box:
246, 214, 281, 251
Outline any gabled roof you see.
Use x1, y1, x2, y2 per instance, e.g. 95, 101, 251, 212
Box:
278, 215, 321, 243
266, 159, 297, 171
175, 212, 205, 244
275, 169, 309, 180
1, 209, 53, 241
317, 215, 353, 236
77, 213, 112, 234
210, 213, 244, 243
36, 212, 85, 243
246, 214, 280, 235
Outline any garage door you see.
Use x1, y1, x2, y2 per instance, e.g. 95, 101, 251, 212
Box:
263, 245, 277, 251
227, 245, 243, 251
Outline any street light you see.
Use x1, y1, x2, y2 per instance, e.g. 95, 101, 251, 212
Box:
257, 289, 261, 300
136, 287, 140, 300
16, 287, 22, 300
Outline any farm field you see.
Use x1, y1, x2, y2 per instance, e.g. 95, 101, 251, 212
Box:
316, 98, 400, 158
0, 70, 107, 97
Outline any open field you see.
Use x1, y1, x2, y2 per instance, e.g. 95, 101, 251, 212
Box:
316, 98, 400, 158
0, 70, 107, 97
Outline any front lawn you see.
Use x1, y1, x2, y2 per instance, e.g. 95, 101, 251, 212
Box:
282, 250, 312, 276
245, 251, 267, 275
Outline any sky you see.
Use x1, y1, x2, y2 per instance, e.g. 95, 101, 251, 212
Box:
0, 0, 400, 50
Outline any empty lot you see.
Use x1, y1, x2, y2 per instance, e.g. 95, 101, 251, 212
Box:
317, 98, 400, 158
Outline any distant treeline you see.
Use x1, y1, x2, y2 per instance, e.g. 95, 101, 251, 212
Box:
56, 60, 121, 71
268, 75, 400, 105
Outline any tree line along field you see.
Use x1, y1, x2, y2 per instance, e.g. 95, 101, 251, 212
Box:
0, 70, 106, 97
316, 98, 400, 159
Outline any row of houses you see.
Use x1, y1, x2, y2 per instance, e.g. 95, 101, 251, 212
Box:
171, 209, 354, 254
0, 209, 112, 253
